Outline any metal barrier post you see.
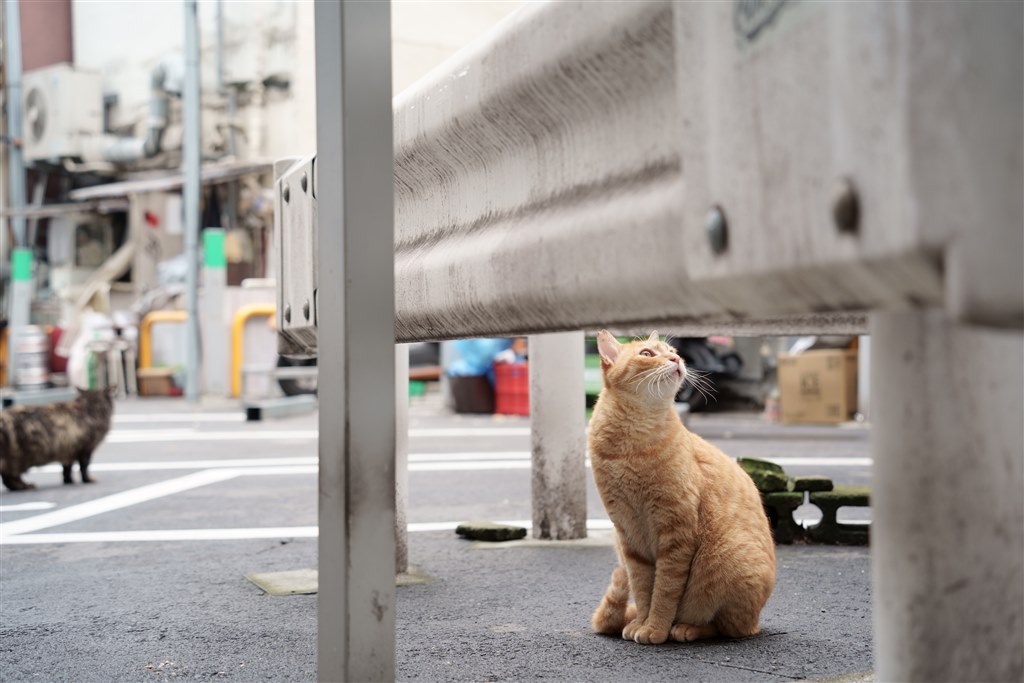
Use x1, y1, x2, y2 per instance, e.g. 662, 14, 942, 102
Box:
314, 1, 395, 680
871, 310, 1023, 681
395, 344, 409, 573
528, 331, 587, 540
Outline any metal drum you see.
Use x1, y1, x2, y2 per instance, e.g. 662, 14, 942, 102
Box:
13, 325, 50, 390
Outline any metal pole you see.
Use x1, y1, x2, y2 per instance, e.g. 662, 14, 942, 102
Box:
315, 1, 395, 680
4, 0, 28, 384
529, 331, 588, 539
395, 343, 409, 574
3, 0, 25, 248
871, 309, 1023, 681
183, 0, 201, 402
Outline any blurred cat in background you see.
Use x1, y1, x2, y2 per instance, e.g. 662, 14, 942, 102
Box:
0, 389, 114, 491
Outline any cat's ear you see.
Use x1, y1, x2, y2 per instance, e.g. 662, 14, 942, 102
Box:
647, 330, 660, 344
597, 330, 621, 366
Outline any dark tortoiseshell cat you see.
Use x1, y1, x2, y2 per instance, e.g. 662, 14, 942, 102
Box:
0, 389, 114, 491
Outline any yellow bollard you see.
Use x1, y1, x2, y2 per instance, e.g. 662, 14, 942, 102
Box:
230, 303, 276, 398
138, 310, 188, 370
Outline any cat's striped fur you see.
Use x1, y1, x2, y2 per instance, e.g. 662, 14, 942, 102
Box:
589, 331, 775, 645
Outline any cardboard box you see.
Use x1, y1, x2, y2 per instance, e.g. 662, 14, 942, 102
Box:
777, 349, 858, 424
137, 367, 176, 397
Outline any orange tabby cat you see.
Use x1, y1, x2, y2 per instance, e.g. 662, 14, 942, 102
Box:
589, 331, 775, 645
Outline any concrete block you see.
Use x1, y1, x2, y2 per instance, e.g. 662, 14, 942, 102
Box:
455, 522, 528, 542
762, 491, 805, 545
808, 485, 871, 545
789, 475, 835, 493
739, 458, 788, 493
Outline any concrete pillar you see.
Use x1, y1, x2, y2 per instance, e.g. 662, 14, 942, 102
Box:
528, 331, 587, 540
731, 336, 764, 381
395, 343, 409, 574
201, 229, 227, 395
871, 310, 1023, 682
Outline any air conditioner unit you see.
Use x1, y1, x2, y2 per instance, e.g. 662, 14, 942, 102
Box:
22, 64, 103, 162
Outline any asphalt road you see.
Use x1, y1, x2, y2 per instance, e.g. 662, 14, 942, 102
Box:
0, 394, 873, 681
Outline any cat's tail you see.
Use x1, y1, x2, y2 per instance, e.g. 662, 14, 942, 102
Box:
591, 566, 636, 635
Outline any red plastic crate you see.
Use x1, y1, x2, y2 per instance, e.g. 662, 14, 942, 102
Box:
494, 362, 529, 416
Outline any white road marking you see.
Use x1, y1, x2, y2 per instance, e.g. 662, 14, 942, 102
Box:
102, 427, 532, 443
28, 452, 531, 474
25, 453, 872, 476
1, 527, 318, 544
113, 413, 246, 424
0, 469, 240, 538
408, 427, 530, 437
0, 519, 618, 545
412, 460, 532, 472
106, 430, 318, 443
762, 457, 871, 467
0, 501, 57, 512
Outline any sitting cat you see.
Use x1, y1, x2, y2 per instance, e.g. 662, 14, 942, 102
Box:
0, 388, 114, 491
589, 331, 776, 645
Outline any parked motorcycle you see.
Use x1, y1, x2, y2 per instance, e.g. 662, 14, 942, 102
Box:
667, 337, 743, 411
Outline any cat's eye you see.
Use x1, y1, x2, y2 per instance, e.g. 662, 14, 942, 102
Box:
639, 349, 655, 357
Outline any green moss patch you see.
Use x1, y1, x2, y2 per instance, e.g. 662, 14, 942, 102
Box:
789, 476, 834, 493
739, 458, 789, 493
810, 485, 870, 506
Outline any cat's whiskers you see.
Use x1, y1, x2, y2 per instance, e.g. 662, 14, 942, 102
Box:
683, 368, 718, 405
628, 366, 661, 392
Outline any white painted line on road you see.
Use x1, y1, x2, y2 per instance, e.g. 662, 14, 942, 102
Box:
113, 413, 246, 424
33, 457, 320, 473
0, 469, 240, 538
1, 527, 319, 544
408, 427, 530, 437
28, 452, 531, 475
0, 514, 869, 545
103, 427, 531, 443
0, 519, 618, 545
0, 501, 57, 512
410, 452, 529, 462
106, 430, 318, 443
763, 457, 871, 468
408, 519, 616, 533
26, 453, 871, 476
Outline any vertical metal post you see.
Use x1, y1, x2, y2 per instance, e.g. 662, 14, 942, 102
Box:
856, 335, 870, 419
528, 331, 588, 540
4, 0, 28, 382
8, 248, 33, 387
315, 1, 395, 680
201, 229, 227, 395
395, 344, 409, 574
871, 309, 1023, 682
3, 0, 25, 248
182, 0, 202, 402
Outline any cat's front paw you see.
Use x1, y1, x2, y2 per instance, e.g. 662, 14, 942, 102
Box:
621, 618, 643, 641
670, 622, 718, 642
632, 624, 669, 645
